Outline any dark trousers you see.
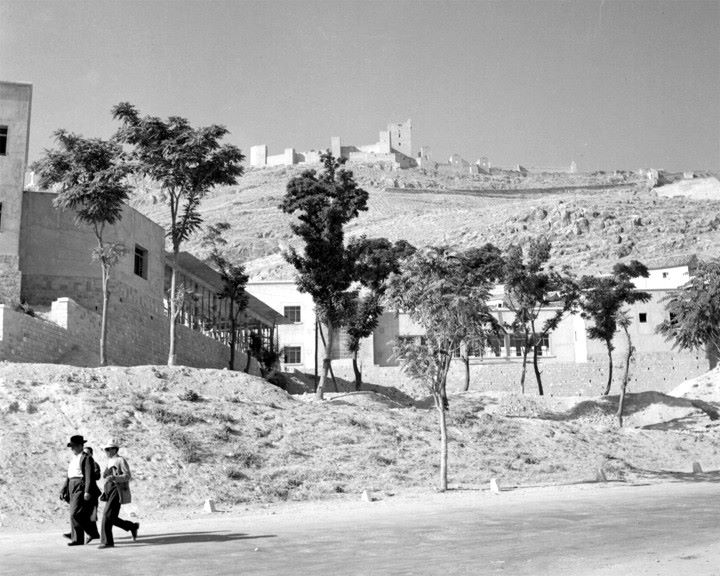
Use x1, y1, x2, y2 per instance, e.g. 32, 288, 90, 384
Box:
101, 487, 134, 546
68, 478, 99, 544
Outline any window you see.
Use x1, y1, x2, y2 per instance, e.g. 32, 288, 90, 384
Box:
639, 312, 647, 323
0, 126, 7, 155
284, 305, 301, 323
134, 245, 148, 279
284, 346, 302, 364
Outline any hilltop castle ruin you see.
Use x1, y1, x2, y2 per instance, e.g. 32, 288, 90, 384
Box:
250, 119, 417, 169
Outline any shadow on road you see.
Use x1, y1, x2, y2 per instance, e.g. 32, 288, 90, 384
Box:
127, 531, 276, 546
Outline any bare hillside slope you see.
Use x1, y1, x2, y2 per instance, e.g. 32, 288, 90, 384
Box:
1, 364, 719, 530
129, 166, 720, 279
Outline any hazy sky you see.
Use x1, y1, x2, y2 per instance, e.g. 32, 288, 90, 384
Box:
1, 0, 718, 171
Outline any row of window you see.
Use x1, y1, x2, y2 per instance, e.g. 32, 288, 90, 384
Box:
0, 126, 7, 156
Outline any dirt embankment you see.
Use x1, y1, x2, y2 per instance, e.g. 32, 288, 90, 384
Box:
1, 363, 719, 531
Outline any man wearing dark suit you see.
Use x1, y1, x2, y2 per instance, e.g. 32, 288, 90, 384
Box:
60, 435, 101, 546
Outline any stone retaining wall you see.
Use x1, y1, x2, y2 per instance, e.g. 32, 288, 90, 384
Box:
0, 298, 261, 374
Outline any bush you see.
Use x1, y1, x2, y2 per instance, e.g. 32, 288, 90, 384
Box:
178, 389, 202, 402
168, 429, 204, 464
152, 406, 202, 426
226, 467, 249, 481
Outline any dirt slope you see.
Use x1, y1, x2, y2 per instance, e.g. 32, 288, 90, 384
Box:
1, 363, 719, 530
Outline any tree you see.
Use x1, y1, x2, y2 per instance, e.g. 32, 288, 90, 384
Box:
32, 130, 130, 366
388, 245, 500, 491
457, 244, 505, 391
112, 103, 244, 365
279, 152, 369, 399
616, 310, 635, 427
203, 222, 249, 370
657, 259, 720, 370
503, 238, 578, 395
579, 261, 651, 395
345, 237, 416, 390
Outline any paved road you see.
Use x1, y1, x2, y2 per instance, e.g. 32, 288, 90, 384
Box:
1, 482, 719, 576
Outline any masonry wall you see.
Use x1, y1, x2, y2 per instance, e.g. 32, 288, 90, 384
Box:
0, 298, 261, 374
339, 348, 707, 397
0, 82, 32, 305
20, 190, 166, 314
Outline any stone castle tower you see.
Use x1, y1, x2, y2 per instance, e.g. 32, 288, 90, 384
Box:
0, 81, 32, 305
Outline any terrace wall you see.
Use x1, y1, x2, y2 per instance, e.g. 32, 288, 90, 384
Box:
0, 298, 261, 374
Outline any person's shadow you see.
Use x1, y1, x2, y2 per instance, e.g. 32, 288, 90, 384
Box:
124, 531, 276, 546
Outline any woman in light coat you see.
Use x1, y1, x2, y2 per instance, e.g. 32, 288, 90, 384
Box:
99, 439, 139, 548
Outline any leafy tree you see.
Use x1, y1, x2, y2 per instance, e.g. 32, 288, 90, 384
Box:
388, 245, 500, 491
279, 152, 369, 399
112, 103, 244, 365
457, 244, 505, 391
345, 237, 416, 390
503, 238, 578, 395
32, 130, 130, 366
657, 259, 720, 370
579, 261, 651, 395
203, 222, 249, 370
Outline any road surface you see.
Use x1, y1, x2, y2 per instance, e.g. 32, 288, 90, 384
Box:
1, 482, 719, 575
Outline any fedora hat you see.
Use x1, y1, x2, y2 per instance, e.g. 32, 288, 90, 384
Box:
67, 435, 86, 447
103, 438, 120, 450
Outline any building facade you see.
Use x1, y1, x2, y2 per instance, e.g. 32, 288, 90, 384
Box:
0, 80, 283, 370
249, 259, 707, 394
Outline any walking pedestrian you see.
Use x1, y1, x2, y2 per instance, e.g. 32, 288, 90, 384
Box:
60, 435, 101, 546
99, 439, 139, 548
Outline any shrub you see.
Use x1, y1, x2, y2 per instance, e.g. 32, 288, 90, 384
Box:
168, 429, 204, 463
178, 389, 202, 402
226, 468, 249, 481
151, 407, 202, 426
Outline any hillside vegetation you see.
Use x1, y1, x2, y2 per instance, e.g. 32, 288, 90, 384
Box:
128, 165, 720, 279
1, 363, 719, 530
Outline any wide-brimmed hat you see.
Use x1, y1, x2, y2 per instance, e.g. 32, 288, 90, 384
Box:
103, 438, 120, 450
67, 435, 86, 447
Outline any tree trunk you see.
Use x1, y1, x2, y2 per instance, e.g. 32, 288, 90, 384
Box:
316, 324, 334, 400
706, 342, 719, 370
99, 265, 109, 367
167, 248, 179, 366
603, 342, 613, 395
530, 321, 544, 395
520, 336, 529, 394
228, 302, 236, 370
617, 327, 633, 427
532, 342, 544, 396
462, 353, 470, 392
439, 353, 451, 411
352, 349, 362, 391
314, 319, 319, 391
436, 393, 448, 492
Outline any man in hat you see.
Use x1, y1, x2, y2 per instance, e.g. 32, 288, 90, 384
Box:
61, 435, 101, 546
99, 438, 139, 548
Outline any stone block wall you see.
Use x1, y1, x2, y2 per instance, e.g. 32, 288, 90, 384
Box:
340, 348, 707, 398
0, 298, 261, 374
0, 256, 21, 305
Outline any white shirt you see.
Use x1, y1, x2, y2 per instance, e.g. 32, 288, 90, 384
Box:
67, 452, 83, 478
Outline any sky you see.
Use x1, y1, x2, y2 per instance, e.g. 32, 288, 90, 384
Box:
1, 0, 718, 171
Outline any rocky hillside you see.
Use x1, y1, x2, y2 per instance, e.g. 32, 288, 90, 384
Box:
128, 164, 720, 279
1, 363, 720, 530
